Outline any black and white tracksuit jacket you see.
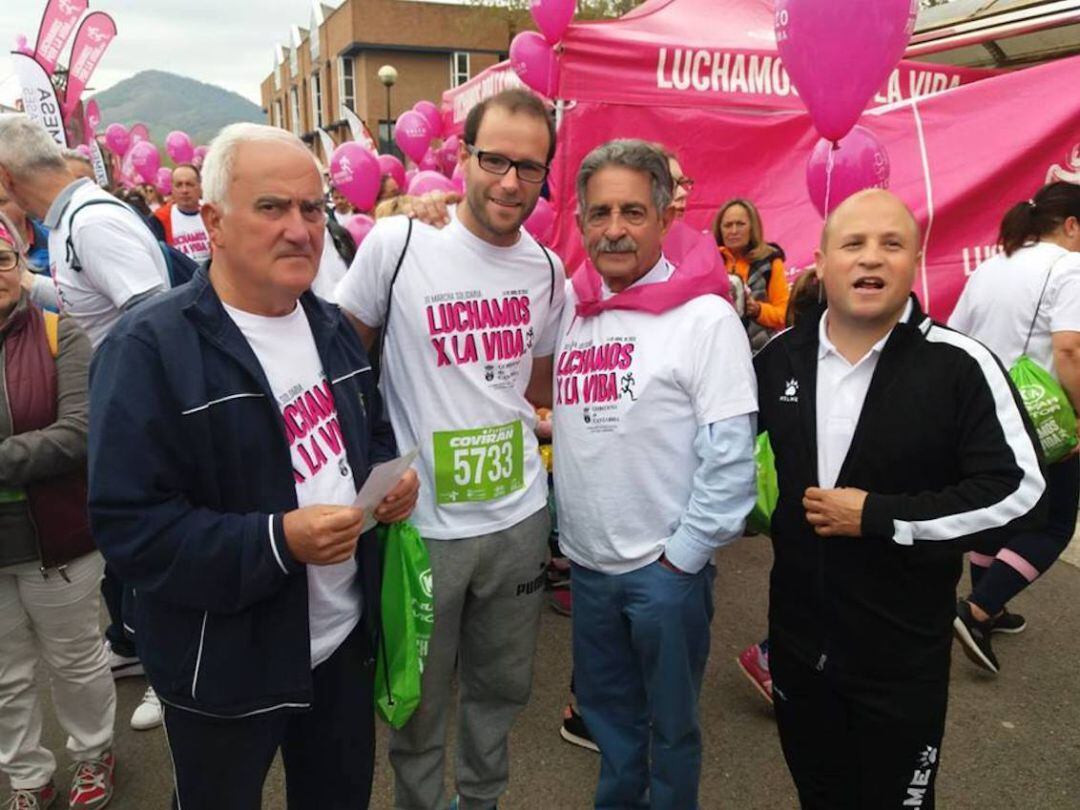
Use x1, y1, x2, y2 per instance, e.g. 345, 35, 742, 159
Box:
756, 295, 1047, 682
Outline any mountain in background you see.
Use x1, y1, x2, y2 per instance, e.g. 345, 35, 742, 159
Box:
92, 70, 264, 148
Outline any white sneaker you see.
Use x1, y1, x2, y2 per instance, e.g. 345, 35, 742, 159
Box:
104, 639, 143, 679
130, 686, 163, 731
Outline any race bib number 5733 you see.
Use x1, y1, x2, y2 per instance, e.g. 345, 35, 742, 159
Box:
432, 421, 525, 504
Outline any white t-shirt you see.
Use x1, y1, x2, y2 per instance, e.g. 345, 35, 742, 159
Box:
553, 261, 757, 575
223, 302, 361, 668
46, 179, 170, 348
169, 205, 211, 264
311, 228, 349, 302
949, 242, 1080, 378
335, 212, 565, 540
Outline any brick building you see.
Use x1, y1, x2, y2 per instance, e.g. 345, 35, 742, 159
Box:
260, 0, 530, 163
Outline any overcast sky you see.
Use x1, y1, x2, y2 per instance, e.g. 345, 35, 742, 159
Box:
0, 0, 460, 108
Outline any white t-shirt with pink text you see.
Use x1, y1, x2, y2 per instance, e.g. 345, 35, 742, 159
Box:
335, 212, 565, 540
553, 261, 757, 574
224, 302, 361, 668
169, 205, 211, 264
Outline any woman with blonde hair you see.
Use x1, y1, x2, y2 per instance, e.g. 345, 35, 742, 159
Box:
714, 198, 789, 350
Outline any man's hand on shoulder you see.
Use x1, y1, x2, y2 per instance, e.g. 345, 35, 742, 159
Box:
405, 191, 460, 229
803, 487, 867, 537
374, 468, 420, 525
282, 505, 365, 565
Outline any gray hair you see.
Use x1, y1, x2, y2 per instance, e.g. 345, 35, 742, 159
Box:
576, 139, 673, 217
61, 148, 93, 168
202, 123, 315, 208
0, 114, 66, 178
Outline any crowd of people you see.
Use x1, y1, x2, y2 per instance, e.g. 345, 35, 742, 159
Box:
0, 87, 1077, 810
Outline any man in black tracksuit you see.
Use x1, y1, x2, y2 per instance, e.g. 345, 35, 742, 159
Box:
756, 190, 1046, 809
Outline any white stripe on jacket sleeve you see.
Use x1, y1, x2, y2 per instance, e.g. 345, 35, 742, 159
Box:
890, 326, 1045, 545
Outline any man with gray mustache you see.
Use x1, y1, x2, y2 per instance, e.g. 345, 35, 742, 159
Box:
552, 139, 757, 809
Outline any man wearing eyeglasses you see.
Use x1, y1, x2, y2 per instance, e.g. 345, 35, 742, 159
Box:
335, 89, 565, 810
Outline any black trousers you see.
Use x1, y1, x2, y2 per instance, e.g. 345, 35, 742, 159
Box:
101, 564, 136, 657
163, 624, 376, 810
771, 644, 948, 810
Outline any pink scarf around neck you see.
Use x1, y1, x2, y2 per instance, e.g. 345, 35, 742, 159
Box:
571, 220, 730, 318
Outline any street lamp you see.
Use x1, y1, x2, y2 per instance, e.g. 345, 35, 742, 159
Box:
377, 64, 398, 156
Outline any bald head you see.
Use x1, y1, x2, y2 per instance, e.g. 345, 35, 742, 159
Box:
820, 189, 920, 251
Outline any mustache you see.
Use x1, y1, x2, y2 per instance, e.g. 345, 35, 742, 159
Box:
596, 236, 638, 253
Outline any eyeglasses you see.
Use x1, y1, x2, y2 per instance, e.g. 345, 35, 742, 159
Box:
465, 144, 549, 184
0, 250, 20, 272
675, 176, 695, 190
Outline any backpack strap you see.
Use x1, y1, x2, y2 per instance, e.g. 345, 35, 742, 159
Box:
375, 218, 415, 380
1023, 254, 1069, 356
539, 244, 556, 306
64, 198, 139, 273
43, 311, 60, 358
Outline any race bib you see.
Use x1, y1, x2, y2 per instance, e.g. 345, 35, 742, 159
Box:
432, 421, 525, 504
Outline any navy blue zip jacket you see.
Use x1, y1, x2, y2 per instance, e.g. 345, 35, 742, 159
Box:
88, 266, 396, 718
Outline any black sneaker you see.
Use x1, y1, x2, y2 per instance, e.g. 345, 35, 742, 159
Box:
991, 608, 1027, 635
953, 599, 1000, 673
559, 705, 599, 753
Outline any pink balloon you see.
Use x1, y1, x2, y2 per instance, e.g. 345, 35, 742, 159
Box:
805, 125, 891, 217
412, 100, 443, 140
438, 136, 460, 176
128, 141, 161, 184
394, 111, 433, 164
776, 0, 918, 142
104, 123, 131, 156
330, 142, 382, 212
530, 0, 575, 44
345, 214, 376, 248
130, 123, 150, 144
523, 197, 555, 245
405, 168, 417, 185
418, 148, 439, 173
165, 131, 194, 164
192, 145, 209, 169
407, 170, 456, 197
155, 167, 173, 196
510, 32, 559, 98
451, 163, 465, 195
377, 154, 406, 191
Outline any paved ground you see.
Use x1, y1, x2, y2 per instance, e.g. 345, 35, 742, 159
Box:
28, 533, 1080, 809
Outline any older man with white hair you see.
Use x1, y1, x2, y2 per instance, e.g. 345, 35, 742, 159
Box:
88, 123, 418, 809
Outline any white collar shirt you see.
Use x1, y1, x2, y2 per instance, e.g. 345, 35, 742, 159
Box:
815, 300, 911, 488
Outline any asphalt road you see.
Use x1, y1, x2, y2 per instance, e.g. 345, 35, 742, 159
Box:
29, 534, 1080, 809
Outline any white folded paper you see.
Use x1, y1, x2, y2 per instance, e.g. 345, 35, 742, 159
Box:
353, 448, 418, 532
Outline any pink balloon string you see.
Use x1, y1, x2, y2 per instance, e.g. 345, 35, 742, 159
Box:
823, 142, 838, 218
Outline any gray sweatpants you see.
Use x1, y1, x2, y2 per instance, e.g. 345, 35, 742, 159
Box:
389, 506, 550, 810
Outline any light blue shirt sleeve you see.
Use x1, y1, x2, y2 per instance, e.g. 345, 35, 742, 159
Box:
664, 413, 757, 574
27, 272, 59, 312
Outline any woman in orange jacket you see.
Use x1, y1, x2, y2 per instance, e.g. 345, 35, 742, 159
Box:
713, 198, 790, 350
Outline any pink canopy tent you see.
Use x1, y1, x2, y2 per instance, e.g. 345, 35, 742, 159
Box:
442, 0, 1077, 320
547, 0, 1044, 320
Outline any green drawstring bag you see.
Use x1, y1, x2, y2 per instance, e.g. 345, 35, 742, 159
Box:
747, 432, 778, 536
1008, 258, 1078, 465
1010, 356, 1077, 464
375, 521, 434, 729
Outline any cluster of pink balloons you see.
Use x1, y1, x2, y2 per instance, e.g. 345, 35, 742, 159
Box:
775, 0, 917, 215
102, 122, 207, 194
509, 0, 575, 98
